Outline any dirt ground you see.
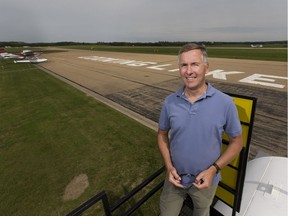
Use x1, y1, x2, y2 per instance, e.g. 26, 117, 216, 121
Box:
38, 48, 287, 159
62, 174, 89, 201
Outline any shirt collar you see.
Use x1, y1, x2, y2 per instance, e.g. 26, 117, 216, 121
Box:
176, 82, 215, 99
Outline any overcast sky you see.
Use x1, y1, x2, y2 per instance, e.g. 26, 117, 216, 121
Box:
0, 0, 287, 43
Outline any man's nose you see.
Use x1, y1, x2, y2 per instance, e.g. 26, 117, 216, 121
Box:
186, 65, 193, 74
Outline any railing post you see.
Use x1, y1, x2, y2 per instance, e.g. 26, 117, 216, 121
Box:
66, 191, 111, 216
67, 166, 166, 215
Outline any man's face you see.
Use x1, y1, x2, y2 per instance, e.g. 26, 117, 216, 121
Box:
178, 49, 209, 91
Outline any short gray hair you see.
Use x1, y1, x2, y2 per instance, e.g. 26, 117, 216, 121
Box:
178, 43, 208, 64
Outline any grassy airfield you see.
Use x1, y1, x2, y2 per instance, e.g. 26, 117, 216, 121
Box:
0, 59, 163, 215
0, 45, 286, 215
63, 45, 287, 62
4, 44, 287, 62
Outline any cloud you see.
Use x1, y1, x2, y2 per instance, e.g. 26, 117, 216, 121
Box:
0, 0, 286, 42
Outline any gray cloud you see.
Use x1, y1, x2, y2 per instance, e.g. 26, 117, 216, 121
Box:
0, 0, 286, 42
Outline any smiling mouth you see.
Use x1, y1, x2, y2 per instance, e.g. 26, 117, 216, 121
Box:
186, 76, 196, 80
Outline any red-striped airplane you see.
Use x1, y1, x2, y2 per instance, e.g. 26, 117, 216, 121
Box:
0, 48, 47, 63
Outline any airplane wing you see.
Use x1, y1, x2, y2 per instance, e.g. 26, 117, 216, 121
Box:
214, 156, 288, 216
14, 58, 47, 63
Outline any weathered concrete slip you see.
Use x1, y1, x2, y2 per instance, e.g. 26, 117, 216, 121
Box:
107, 79, 287, 159
38, 49, 287, 160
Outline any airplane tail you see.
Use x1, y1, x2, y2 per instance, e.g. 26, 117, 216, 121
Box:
0, 48, 7, 54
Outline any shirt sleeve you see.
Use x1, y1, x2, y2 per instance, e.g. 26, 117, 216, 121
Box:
225, 102, 242, 137
158, 101, 170, 131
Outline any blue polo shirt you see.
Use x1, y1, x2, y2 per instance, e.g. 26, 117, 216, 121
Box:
158, 83, 242, 184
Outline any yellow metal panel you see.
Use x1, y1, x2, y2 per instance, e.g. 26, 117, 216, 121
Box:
216, 95, 255, 209
221, 166, 238, 189
222, 124, 249, 148
232, 97, 253, 123
221, 145, 240, 168
241, 125, 249, 148
216, 186, 235, 207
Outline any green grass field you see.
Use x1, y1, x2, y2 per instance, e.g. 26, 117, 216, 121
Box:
63, 45, 287, 62
0, 59, 164, 215
1, 44, 286, 215
5, 44, 287, 62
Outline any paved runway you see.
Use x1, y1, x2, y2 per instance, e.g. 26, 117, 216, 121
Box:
38, 49, 287, 159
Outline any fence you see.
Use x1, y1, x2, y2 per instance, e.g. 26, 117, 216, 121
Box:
67, 93, 257, 216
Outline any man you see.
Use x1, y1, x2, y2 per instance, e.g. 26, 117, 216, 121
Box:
158, 43, 243, 216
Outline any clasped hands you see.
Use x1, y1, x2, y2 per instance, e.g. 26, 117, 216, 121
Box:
168, 166, 216, 190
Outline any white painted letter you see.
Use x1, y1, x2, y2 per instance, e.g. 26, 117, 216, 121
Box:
127, 61, 156, 67
239, 74, 288, 88
168, 68, 179, 72
206, 70, 244, 80
147, 64, 171, 71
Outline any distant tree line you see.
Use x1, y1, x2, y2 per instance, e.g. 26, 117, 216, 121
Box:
0, 41, 287, 48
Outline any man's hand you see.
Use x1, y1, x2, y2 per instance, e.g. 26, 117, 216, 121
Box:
168, 167, 184, 188
193, 166, 216, 189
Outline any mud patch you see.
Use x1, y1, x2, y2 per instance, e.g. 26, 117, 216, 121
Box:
63, 173, 89, 201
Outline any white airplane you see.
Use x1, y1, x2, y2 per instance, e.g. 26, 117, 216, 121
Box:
0, 48, 47, 63
214, 155, 288, 215
0, 48, 24, 59
14, 58, 47, 64
251, 44, 263, 48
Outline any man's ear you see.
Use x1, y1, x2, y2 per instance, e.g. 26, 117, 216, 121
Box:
205, 63, 209, 74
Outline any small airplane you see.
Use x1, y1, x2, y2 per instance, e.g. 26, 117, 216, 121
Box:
250, 44, 263, 48
0, 48, 47, 63
0, 48, 24, 59
14, 58, 47, 64
214, 154, 288, 216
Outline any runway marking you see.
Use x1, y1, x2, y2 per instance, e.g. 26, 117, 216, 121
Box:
78, 56, 287, 89
147, 64, 172, 71
206, 70, 244, 80
239, 74, 287, 89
